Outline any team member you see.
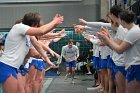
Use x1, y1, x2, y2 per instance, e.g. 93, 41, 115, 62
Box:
0, 12, 63, 93
62, 39, 79, 84
97, 10, 140, 93
74, 5, 127, 93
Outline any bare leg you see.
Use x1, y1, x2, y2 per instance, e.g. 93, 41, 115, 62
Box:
97, 71, 101, 85
39, 70, 45, 93
86, 63, 92, 74
25, 66, 37, 93
17, 73, 25, 93
126, 79, 140, 93
71, 67, 75, 79
65, 67, 70, 79
115, 71, 125, 93
3, 75, 18, 93
104, 69, 109, 93
99, 69, 105, 92
107, 69, 115, 93
33, 70, 43, 93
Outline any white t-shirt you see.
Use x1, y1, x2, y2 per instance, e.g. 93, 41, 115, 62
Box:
62, 45, 79, 62
108, 30, 116, 57
93, 45, 99, 57
124, 25, 140, 67
0, 23, 30, 68
100, 46, 110, 59
112, 25, 127, 66
89, 37, 100, 57
24, 41, 36, 68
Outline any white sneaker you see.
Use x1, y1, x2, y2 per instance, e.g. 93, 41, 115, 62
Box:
65, 74, 69, 80
86, 72, 92, 75
87, 86, 100, 90
71, 80, 75, 84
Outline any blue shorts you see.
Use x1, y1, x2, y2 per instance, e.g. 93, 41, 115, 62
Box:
92, 56, 100, 70
65, 60, 76, 67
98, 52, 101, 69
18, 65, 29, 76
126, 65, 140, 83
29, 59, 46, 71
107, 58, 115, 70
107, 55, 110, 68
112, 65, 126, 79
100, 59, 107, 69
0, 62, 18, 83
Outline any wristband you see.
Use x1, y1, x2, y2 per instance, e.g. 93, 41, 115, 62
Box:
51, 39, 55, 44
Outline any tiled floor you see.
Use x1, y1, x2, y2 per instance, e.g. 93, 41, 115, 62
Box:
0, 74, 99, 93
43, 74, 99, 93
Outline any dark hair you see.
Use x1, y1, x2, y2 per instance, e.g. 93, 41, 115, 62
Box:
98, 19, 108, 23
15, 19, 23, 24
22, 12, 41, 27
136, 15, 140, 26
119, 10, 135, 24
68, 39, 74, 43
110, 5, 123, 18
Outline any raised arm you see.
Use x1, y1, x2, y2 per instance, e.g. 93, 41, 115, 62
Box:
30, 36, 55, 66
75, 46, 79, 60
26, 14, 64, 36
40, 29, 67, 40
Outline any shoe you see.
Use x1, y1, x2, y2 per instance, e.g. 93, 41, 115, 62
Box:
57, 71, 61, 75
87, 86, 100, 90
71, 80, 75, 84
65, 74, 69, 80
86, 72, 92, 75
68, 73, 72, 78
92, 84, 99, 87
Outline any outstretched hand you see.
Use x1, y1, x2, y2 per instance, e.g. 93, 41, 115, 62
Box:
97, 27, 111, 45
53, 14, 64, 25
42, 56, 56, 67
84, 35, 92, 41
74, 25, 85, 33
79, 18, 87, 25
101, 27, 112, 39
48, 62, 56, 67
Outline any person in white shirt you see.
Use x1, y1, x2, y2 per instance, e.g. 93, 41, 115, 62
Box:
74, 5, 128, 93
0, 12, 63, 93
26, 29, 66, 93
97, 10, 140, 93
62, 39, 79, 84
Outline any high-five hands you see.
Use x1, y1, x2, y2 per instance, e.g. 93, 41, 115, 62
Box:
53, 14, 64, 25
79, 18, 87, 25
74, 25, 85, 33
97, 27, 112, 45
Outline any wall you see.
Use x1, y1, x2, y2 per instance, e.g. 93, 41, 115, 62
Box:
0, 0, 100, 29
100, 0, 109, 19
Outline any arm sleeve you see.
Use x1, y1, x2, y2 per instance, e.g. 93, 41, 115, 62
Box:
115, 25, 127, 40
61, 46, 65, 57
84, 26, 99, 31
86, 22, 112, 30
90, 38, 100, 45
76, 46, 79, 57
18, 24, 30, 35
124, 30, 140, 45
